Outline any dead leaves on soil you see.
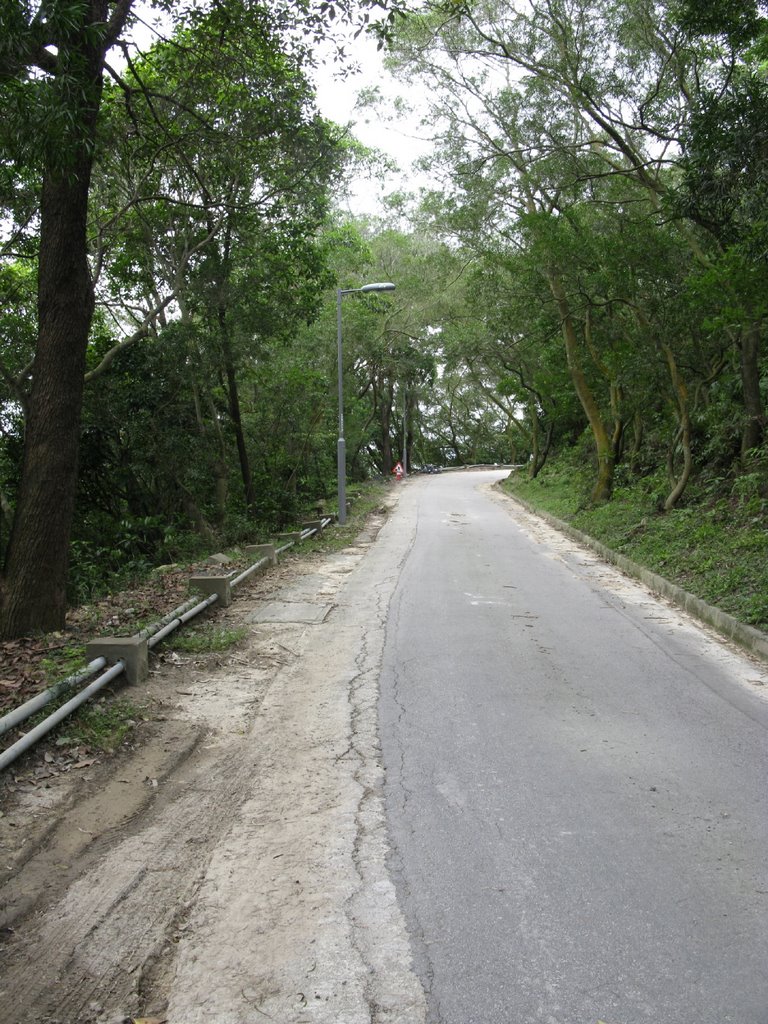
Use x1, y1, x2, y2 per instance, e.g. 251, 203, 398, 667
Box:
8, 749, 98, 788
0, 638, 52, 710
0, 559, 239, 713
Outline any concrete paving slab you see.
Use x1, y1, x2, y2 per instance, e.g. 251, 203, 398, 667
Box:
247, 601, 332, 624
274, 576, 331, 602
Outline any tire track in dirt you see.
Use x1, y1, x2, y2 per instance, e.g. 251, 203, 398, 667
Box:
0, 721, 263, 1022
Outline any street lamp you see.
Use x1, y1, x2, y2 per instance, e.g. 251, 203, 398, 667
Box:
402, 384, 408, 478
337, 282, 396, 524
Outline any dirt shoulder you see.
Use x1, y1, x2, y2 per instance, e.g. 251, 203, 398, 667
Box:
0, 495, 427, 1024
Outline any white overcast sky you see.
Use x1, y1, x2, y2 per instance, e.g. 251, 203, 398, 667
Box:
312, 34, 433, 214
127, 5, 431, 216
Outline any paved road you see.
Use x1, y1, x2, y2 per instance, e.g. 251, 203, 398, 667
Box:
380, 470, 768, 1024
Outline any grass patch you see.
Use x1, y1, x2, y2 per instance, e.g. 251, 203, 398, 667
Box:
41, 644, 88, 684
29, 695, 142, 754
171, 623, 249, 654
504, 463, 768, 631
61, 697, 141, 751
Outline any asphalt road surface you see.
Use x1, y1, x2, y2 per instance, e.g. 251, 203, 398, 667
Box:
380, 470, 768, 1024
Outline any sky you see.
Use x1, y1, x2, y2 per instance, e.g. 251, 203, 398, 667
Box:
128, 4, 432, 217
311, 35, 433, 215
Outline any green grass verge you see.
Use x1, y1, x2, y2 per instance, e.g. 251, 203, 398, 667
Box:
41, 645, 89, 684
503, 463, 768, 632
29, 695, 142, 754
171, 623, 249, 654
60, 697, 141, 751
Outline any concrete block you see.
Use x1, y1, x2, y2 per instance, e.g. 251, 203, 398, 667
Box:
86, 635, 149, 685
302, 519, 324, 533
207, 552, 232, 565
277, 531, 303, 543
189, 574, 233, 608
245, 543, 277, 566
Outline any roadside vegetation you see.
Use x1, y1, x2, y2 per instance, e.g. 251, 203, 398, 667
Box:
0, 481, 387, 773
503, 451, 768, 632
172, 624, 249, 655
47, 697, 145, 755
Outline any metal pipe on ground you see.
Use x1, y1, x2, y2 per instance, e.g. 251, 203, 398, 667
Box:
0, 661, 126, 772
148, 593, 219, 649
300, 516, 335, 542
0, 596, 205, 742
276, 516, 332, 553
0, 657, 108, 739
138, 597, 201, 641
230, 556, 270, 590
0, 594, 220, 773
0, 521, 333, 770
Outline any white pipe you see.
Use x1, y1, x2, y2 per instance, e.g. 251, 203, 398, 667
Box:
147, 593, 219, 648
0, 661, 125, 772
0, 657, 108, 738
138, 597, 200, 640
0, 519, 335, 770
230, 556, 270, 589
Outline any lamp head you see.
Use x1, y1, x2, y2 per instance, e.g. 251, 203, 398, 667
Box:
359, 282, 396, 292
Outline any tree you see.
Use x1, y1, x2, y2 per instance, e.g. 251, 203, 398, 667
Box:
90, 11, 343, 516
675, 71, 768, 458
0, 2, 139, 636
0, 0, 369, 637
384, 0, 764, 499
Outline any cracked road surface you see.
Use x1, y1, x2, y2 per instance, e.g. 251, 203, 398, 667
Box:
380, 470, 768, 1024
2, 470, 767, 1024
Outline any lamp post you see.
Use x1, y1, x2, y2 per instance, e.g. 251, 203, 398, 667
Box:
337, 282, 396, 525
402, 384, 408, 478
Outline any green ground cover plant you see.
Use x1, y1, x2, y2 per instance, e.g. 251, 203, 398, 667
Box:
171, 624, 249, 655
502, 460, 768, 632
57, 697, 142, 753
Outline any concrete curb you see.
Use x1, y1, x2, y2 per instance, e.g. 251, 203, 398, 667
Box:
508, 491, 768, 664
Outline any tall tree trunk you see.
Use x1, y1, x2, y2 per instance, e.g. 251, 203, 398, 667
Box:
528, 399, 541, 479
610, 383, 624, 464
0, 3, 119, 638
0, 171, 93, 636
204, 392, 229, 526
219, 314, 256, 513
208, 218, 256, 515
531, 421, 554, 478
740, 321, 765, 459
380, 394, 394, 475
176, 479, 216, 546
662, 344, 693, 510
405, 391, 415, 472
547, 271, 615, 503
629, 411, 644, 473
